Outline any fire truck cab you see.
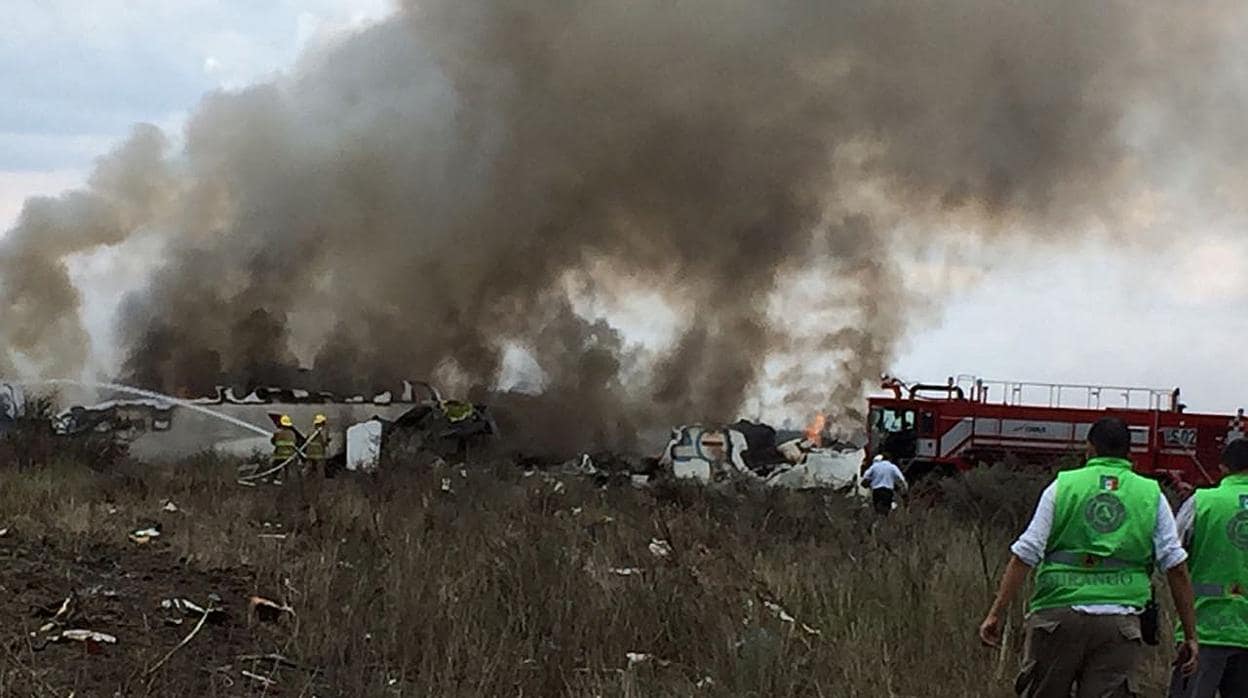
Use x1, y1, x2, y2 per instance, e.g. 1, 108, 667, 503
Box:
867, 375, 1245, 487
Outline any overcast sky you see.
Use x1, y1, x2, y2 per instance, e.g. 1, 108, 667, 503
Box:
3, 1, 1247, 416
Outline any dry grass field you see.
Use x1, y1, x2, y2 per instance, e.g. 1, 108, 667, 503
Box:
0, 451, 1182, 697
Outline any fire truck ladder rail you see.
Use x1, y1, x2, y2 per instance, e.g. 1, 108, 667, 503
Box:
955, 375, 1178, 411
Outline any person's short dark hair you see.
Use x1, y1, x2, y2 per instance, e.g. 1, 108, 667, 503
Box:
1223, 438, 1248, 472
1087, 417, 1131, 458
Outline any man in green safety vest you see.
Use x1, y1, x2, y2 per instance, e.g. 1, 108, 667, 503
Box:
979, 417, 1200, 697
1169, 438, 1248, 697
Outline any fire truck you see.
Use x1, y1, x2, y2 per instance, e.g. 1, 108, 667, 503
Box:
867, 375, 1246, 487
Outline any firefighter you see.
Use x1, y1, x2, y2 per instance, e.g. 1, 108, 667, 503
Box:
304, 414, 329, 478
271, 415, 297, 471
1168, 438, 1248, 698
300, 414, 329, 526
979, 417, 1199, 697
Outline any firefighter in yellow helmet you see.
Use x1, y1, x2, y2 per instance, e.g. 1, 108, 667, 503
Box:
271, 415, 297, 470
304, 414, 329, 478
301, 414, 329, 526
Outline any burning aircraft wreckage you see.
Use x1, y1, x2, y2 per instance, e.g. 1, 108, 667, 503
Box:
0, 380, 865, 492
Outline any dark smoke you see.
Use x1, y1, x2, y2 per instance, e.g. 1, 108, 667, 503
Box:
1, 1, 1244, 454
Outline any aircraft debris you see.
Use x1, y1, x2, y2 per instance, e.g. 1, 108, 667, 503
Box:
57, 630, 117, 645
161, 500, 179, 513
626, 652, 652, 666
648, 539, 672, 559
241, 669, 278, 688
249, 595, 294, 622
763, 600, 821, 636
160, 597, 226, 624
128, 526, 161, 544
660, 421, 864, 490
609, 567, 644, 577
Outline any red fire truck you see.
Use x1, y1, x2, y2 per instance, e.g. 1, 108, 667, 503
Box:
867, 375, 1246, 487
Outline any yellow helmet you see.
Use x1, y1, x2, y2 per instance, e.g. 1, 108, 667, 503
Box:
313, 414, 327, 426
279, 415, 293, 427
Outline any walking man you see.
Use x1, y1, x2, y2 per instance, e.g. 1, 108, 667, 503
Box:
862, 453, 907, 515
979, 417, 1199, 697
1169, 438, 1248, 698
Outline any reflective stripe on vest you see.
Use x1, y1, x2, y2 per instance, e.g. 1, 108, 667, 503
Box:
1044, 551, 1136, 570
305, 429, 326, 459
272, 429, 297, 461
1192, 582, 1248, 598
1029, 458, 1159, 613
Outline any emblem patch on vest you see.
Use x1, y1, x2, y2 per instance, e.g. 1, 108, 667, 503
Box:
1100, 475, 1120, 491
1085, 493, 1128, 533
1226, 510, 1248, 552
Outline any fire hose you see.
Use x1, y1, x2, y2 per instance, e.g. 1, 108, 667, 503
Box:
238, 427, 324, 483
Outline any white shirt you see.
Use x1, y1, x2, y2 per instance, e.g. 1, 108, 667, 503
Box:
1175, 495, 1196, 548
1011, 481, 1187, 615
862, 460, 907, 492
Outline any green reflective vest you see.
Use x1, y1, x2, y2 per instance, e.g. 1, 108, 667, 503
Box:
272, 428, 297, 463
305, 429, 328, 461
1030, 457, 1159, 613
1177, 473, 1248, 648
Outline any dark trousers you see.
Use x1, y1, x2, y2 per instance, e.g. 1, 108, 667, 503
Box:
871, 487, 895, 515
1016, 608, 1141, 697
1169, 646, 1248, 698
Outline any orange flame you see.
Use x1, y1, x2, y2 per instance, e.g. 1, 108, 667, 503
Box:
804, 412, 826, 447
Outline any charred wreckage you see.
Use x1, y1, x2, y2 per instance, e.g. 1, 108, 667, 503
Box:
0, 380, 866, 491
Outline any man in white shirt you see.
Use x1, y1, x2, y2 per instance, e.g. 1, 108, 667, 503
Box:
861, 453, 907, 515
979, 417, 1199, 697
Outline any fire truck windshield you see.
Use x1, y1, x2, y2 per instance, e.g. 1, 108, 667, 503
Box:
869, 407, 919, 461
872, 407, 915, 434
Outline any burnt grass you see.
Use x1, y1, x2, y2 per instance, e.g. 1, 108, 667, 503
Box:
0, 457, 1179, 697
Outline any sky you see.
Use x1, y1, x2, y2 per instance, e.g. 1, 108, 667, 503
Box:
3, 0, 1247, 417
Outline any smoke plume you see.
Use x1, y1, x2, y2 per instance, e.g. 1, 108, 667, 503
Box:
1, 1, 1245, 454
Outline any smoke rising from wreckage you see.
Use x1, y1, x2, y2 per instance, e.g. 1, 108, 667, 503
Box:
3, 2, 1248, 453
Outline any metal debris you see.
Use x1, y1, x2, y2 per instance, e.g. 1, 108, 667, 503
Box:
129, 526, 161, 544
0, 527, 9, 538
648, 539, 673, 558
440, 477, 453, 494
696, 677, 715, 688
161, 500, 179, 513
249, 595, 295, 622
241, 670, 278, 688
763, 600, 821, 636
161, 597, 226, 624
609, 567, 645, 577
59, 630, 117, 644
626, 652, 652, 666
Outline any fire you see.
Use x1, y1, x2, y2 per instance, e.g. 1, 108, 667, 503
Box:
803, 412, 826, 447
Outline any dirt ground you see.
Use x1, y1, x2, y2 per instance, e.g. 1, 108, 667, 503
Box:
0, 526, 321, 696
